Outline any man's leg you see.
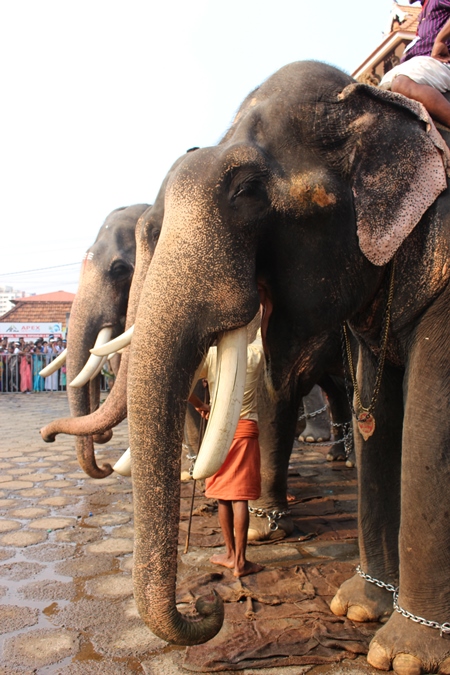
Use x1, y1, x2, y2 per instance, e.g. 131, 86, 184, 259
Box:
391, 74, 450, 127
232, 500, 264, 577
210, 499, 235, 568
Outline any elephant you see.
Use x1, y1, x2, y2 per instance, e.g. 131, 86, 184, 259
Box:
40, 163, 352, 545
63, 203, 149, 478
40, 156, 191, 471
125, 60, 450, 674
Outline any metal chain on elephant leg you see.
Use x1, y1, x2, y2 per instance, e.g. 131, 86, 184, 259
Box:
298, 401, 353, 457
298, 422, 353, 458
356, 565, 450, 638
356, 564, 398, 593
248, 506, 291, 531
393, 591, 450, 638
298, 405, 328, 421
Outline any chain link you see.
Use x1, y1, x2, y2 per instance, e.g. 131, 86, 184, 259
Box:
298, 424, 353, 459
356, 564, 398, 593
298, 405, 327, 422
357, 565, 450, 637
342, 257, 396, 418
393, 590, 450, 638
186, 451, 197, 477
248, 506, 290, 531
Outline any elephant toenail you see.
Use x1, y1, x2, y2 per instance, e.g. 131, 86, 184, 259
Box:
329, 595, 346, 616
392, 653, 422, 675
367, 641, 391, 671
347, 604, 371, 622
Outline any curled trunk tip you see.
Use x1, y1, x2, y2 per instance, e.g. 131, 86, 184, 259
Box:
143, 591, 224, 646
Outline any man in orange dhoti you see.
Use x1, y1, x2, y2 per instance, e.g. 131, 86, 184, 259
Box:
190, 332, 264, 577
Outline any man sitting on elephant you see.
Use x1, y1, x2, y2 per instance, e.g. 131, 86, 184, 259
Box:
380, 0, 450, 127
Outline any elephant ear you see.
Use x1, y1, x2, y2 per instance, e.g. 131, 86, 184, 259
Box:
337, 83, 450, 266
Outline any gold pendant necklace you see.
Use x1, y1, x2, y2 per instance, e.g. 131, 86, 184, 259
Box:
342, 258, 396, 441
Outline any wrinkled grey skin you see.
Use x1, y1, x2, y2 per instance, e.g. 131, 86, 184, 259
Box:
249, 358, 353, 541
40, 159, 190, 465
127, 60, 450, 673
63, 204, 148, 478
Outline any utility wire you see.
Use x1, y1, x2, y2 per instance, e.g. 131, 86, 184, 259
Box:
0, 262, 80, 277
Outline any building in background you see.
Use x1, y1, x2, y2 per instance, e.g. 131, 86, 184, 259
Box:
352, 2, 421, 83
0, 291, 75, 340
0, 286, 31, 318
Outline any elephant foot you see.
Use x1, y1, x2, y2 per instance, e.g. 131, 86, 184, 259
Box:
326, 443, 347, 462
367, 611, 450, 674
330, 573, 394, 623
299, 421, 330, 443
299, 385, 331, 443
247, 512, 294, 541
326, 442, 356, 467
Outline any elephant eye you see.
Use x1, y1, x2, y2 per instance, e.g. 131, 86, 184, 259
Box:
110, 261, 133, 281
151, 229, 161, 245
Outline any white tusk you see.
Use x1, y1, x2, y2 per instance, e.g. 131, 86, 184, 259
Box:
90, 325, 134, 356
69, 327, 113, 388
192, 327, 247, 480
113, 448, 131, 476
39, 348, 67, 377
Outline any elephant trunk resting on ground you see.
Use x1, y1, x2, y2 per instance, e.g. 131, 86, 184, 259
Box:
125, 60, 450, 675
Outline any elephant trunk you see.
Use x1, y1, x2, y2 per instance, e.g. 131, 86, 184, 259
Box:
60, 288, 117, 477
40, 239, 149, 470
128, 245, 237, 643
126, 163, 260, 643
41, 349, 130, 437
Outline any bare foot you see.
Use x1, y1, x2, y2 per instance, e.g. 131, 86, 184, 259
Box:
210, 552, 235, 569
234, 561, 264, 577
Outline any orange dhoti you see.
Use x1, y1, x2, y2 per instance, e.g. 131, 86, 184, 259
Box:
204, 419, 261, 501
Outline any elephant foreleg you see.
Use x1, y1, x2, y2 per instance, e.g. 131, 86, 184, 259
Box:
367, 296, 450, 674
330, 349, 402, 623
248, 377, 301, 541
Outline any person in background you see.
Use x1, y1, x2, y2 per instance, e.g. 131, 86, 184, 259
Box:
20, 344, 32, 393
33, 339, 45, 392
7, 343, 19, 392
189, 331, 265, 578
45, 339, 59, 391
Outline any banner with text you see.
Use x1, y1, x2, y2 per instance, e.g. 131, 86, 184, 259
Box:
0, 323, 63, 339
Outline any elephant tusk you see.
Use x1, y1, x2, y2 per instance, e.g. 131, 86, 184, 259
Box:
69, 327, 113, 388
113, 447, 131, 476
192, 327, 247, 480
90, 325, 134, 356
39, 348, 67, 377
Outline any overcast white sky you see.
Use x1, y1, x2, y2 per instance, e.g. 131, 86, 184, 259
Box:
0, 0, 396, 295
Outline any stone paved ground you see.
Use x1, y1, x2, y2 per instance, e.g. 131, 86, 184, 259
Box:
0, 393, 380, 675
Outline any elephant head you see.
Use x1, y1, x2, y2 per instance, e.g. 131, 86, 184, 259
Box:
60, 204, 149, 477
126, 61, 450, 645
40, 153, 195, 470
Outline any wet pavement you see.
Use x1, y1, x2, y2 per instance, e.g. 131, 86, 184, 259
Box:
0, 393, 381, 674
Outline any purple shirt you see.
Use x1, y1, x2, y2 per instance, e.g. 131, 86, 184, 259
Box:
402, 0, 450, 62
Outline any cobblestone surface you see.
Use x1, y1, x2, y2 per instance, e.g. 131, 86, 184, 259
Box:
0, 393, 379, 674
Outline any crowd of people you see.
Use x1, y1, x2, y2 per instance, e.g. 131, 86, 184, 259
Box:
0, 335, 66, 393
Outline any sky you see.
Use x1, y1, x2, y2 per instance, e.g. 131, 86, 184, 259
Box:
0, 0, 397, 296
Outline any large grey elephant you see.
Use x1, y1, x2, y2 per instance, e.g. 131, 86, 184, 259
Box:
126, 61, 450, 674
64, 204, 149, 478
41, 154, 351, 543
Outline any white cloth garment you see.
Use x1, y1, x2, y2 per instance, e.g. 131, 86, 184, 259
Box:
380, 56, 450, 93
